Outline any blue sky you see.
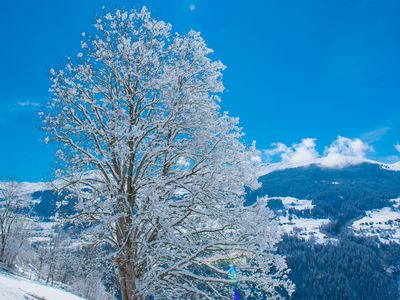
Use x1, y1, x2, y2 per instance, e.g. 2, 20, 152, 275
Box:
1, 0, 400, 181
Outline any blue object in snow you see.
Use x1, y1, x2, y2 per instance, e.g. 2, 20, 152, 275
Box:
229, 265, 240, 299
234, 287, 240, 300
228, 264, 237, 280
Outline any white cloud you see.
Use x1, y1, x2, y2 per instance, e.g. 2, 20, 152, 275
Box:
264, 136, 372, 169
361, 127, 390, 143
17, 101, 40, 108
394, 144, 400, 153
189, 4, 196, 11
320, 136, 371, 168
282, 138, 319, 165
265, 138, 319, 165
264, 142, 289, 157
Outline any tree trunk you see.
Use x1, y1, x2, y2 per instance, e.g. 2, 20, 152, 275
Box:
116, 190, 138, 300
119, 261, 137, 300
38, 259, 43, 280
0, 234, 6, 261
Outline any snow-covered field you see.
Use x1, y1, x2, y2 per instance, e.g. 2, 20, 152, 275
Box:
272, 196, 314, 210
352, 206, 400, 243
278, 216, 331, 243
266, 196, 331, 243
0, 270, 85, 300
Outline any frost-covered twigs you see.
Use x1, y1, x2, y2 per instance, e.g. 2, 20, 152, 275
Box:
0, 182, 33, 268
44, 6, 294, 300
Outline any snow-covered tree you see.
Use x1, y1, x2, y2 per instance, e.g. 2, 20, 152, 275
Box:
44, 7, 294, 299
31, 227, 114, 300
0, 181, 32, 268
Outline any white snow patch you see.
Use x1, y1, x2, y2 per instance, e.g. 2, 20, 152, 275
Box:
270, 197, 314, 211
352, 206, 400, 243
383, 161, 400, 171
0, 270, 85, 300
0, 182, 50, 196
259, 158, 384, 176
391, 198, 400, 208
278, 215, 331, 243
264, 196, 331, 243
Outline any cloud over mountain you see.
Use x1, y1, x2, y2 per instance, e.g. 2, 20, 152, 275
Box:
264, 136, 372, 168
265, 138, 319, 165
320, 136, 371, 168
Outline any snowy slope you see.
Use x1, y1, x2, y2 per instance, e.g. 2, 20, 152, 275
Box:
0, 181, 50, 195
266, 197, 332, 243
383, 161, 400, 171
259, 158, 400, 176
0, 271, 85, 300
352, 200, 400, 243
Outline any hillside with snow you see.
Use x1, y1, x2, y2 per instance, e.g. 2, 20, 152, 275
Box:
4, 160, 400, 299
250, 161, 400, 299
0, 270, 85, 300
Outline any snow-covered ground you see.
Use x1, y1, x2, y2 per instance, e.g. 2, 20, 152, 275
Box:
272, 196, 314, 210
259, 158, 400, 176
265, 196, 332, 243
278, 215, 331, 243
0, 270, 85, 300
29, 221, 58, 244
352, 206, 400, 243
382, 161, 400, 171
0, 182, 50, 196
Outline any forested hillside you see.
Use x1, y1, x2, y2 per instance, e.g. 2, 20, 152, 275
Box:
249, 162, 400, 299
